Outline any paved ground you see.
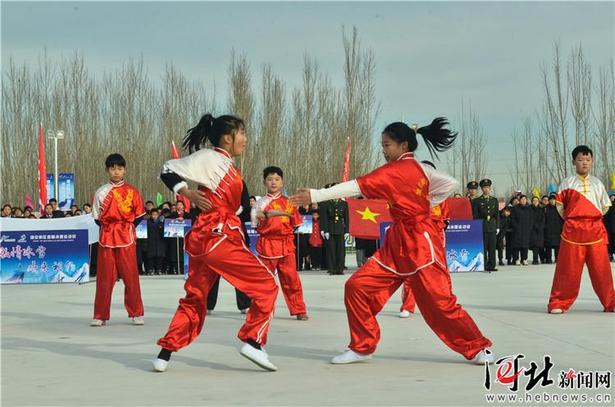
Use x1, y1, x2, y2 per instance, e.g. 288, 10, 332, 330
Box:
2, 262, 614, 406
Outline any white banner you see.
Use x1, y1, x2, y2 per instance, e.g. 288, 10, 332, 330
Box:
0, 215, 99, 244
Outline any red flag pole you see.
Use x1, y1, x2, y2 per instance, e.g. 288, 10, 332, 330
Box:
38, 123, 47, 214
341, 137, 351, 182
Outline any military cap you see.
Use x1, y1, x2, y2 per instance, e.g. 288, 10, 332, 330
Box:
479, 179, 492, 187
548, 193, 557, 199
467, 181, 479, 189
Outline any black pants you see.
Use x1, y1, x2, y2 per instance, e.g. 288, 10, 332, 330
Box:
309, 245, 322, 269
483, 231, 497, 270
145, 256, 165, 274
531, 248, 543, 264
543, 246, 559, 263
609, 232, 615, 257
296, 234, 310, 270
513, 248, 528, 263
207, 275, 251, 311
326, 234, 345, 274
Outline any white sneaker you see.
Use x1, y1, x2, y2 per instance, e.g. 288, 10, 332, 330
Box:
522, 260, 529, 266
549, 308, 564, 314
240, 308, 248, 314
240, 343, 277, 371
471, 348, 495, 365
515, 260, 521, 266
331, 350, 372, 364
132, 316, 145, 325
399, 310, 412, 318
152, 358, 168, 372
90, 319, 106, 327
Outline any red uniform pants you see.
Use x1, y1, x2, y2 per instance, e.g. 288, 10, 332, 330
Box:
548, 239, 615, 312
158, 239, 278, 351
94, 244, 144, 320
400, 278, 416, 313
344, 258, 492, 359
261, 252, 307, 316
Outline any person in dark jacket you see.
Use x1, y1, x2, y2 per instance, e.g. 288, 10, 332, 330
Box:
472, 179, 500, 271
604, 193, 615, 261
510, 195, 533, 265
146, 208, 167, 275
529, 196, 545, 265
319, 184, 349, 275
543, 193, 564, 263
497, 207, 512, 266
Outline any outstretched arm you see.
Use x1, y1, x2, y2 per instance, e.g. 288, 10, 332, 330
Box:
290, 180, 361, 206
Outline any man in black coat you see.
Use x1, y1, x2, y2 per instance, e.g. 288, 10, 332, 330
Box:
510, 195, 533, 265
319, 183, 349, 275
529, 196, 545, 264
472, 179, 499, 271
543, 193, 563, 264
604, 193, 615, 261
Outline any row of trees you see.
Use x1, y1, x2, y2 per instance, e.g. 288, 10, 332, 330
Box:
510, 43, 614, 196
1, 28, 379, 206
2, 34, 612, 207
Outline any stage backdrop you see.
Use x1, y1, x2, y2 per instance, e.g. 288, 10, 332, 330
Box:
379, 220, 484, 272
0, 229, 89, 284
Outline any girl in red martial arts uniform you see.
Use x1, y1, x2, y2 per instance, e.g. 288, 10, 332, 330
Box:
153, 114, 279, 372
548, 145, 615, 314
398, 160, 450, 319
291, 118, 494, 365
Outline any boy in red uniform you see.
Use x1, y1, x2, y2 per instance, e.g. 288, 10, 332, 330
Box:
252, 166, 308, 320
91, 153, 146, 326
548, 145, 614, 314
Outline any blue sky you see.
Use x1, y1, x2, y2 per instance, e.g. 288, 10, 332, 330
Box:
2, 1, 614, 192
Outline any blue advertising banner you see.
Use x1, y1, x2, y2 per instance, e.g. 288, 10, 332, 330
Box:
0, 229, 90, 284
136, 220, 148, 239
378, 220, 484, 272
163, 218, 192, 238
45, 173, 75, 211
296, 215, 313, 234
445, 220, 484, 272
244, 222, 259, 255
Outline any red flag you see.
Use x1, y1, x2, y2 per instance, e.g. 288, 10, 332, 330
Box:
347, 199, 392, 239
38, 124, 47, 213
171, 141, 191, 210
24, 194, 34, 209
445, 197, 473, 220
341, 137, 351, 182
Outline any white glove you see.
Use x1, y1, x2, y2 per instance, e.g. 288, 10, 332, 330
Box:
497, 228, 500, 234
321, 231, 330, 240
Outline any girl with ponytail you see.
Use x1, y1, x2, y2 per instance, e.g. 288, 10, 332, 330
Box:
153, 114, 280, 372
291, 117, 495, 366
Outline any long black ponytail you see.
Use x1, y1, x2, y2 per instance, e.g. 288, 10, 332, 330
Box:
383, 117, 457, 160
182, 114, 245, 153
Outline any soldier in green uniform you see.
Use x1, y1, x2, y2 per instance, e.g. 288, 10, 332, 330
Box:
319, 183, 349, 275
467, 181, 479, 201
472, 179, 500, 271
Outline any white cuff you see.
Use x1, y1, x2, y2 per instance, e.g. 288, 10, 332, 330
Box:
310, 180, 361, 203
173, 181, 188, 195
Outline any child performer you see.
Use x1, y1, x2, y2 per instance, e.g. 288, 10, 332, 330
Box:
153, 114, 279, 372
291, 118, 494, 365
91, 153, 146, 326
399, 160, 450, 319
252, 166, 309, 320
548, 145, 615, 314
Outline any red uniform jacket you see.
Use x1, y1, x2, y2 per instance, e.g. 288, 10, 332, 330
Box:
556, 174, 611, 245
92, 181, 145, 248
254, 194, 302, 259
